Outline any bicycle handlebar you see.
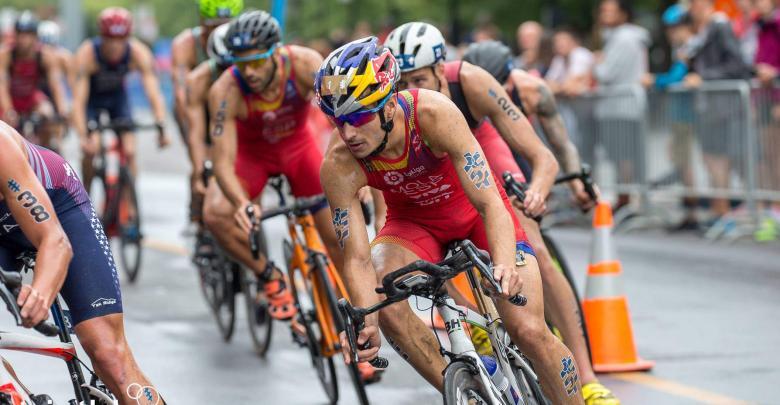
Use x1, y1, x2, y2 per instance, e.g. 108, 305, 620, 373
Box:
0, 267, 60, 337
259, 195, 327, 221
338, 240, 528, 369
246, 205, 262, 261
503, 164, 598, 220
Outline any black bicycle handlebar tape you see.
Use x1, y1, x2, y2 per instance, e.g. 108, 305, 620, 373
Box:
360, 201, 372, 226
460, 241, 528, 307
338, 299, 390, 369
33, 321, 60, 337
579, 164, 598, 203
245, 205, 261, 260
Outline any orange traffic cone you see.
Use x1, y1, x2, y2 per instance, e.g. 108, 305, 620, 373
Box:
583, 201, 654, 373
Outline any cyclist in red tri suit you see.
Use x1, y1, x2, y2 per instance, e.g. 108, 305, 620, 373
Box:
317, 36, 583, 404
386, 23, 617, 404
0, 11, 68, 150
203, 11, 343, 321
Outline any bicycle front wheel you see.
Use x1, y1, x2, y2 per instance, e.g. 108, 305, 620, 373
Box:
443, 361, 490, 405
287, 242, 339, 404
118, 169, 142, 283
242, 266, 273, 356
315, 254, 369, 405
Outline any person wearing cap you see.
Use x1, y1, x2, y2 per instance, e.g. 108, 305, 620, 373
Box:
0, 11, 68, 150
71, 7, 170, 197
172, 0, 243, 225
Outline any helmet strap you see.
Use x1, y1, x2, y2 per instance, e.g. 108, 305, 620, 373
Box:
368, 104, 394, 157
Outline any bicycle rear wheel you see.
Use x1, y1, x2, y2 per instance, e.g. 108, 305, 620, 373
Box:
315, 254, 369, 405
212, 259, 237, 341
443, 361, 490, 405
118, 169, 143, 283
286, 241, 339, 404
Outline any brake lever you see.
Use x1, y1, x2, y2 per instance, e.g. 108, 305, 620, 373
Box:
337, 299, 361, 365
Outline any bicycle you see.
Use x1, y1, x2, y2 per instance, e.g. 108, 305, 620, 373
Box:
192, 168, 273, 355
87, 110, 160, 284
0, 253, 116, 405
16, 112, 67, 153
257, 176, 373, 405
339, 240, 548, 405
502, 165, 598, 359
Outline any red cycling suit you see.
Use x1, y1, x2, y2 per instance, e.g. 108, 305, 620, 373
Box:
444, 61, 525, 186
231, 46, 323, 200
359, 89, 532, 263
5, 45, 48, 114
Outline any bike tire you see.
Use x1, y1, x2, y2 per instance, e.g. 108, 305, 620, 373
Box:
315, 254, 369, 405
214, 260, 237, 342
286, 241, 340, 404
242, 266, 274, 356
542, 233, 591, 360
507, 349, 550, 405
443, 361, 490, 405
118, 169, 143, 283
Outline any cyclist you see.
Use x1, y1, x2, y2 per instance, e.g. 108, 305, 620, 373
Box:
37, 20, 74, 96
173, 0, 243, 223
463, 40, 619, 405
0, 11, 68, 150
203, 11, 342, 322
184, 22, 232, 223
386, 24, 617, 404
71, 7, 170, 194
0, 121, 165, 405
317, 36, 583, 404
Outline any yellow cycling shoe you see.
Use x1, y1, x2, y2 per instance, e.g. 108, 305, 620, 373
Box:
582, 382, 620, 405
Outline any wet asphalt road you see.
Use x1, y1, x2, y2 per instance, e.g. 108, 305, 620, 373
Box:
1, 123, 778, 405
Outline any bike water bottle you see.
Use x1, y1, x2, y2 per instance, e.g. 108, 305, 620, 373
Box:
479, 355, 520, 404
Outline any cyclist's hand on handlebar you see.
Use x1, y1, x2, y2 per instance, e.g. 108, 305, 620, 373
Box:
234, 202, 261, 235
17, 285, 51, 328
488, 264, 524, 300
339, 325, 381, 365
521, 186, 547, 218
570, 179, 598, 211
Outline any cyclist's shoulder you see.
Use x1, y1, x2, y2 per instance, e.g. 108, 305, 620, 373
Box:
172, 27, 196, 47
322, 135, 362, 178
208, 69, 243, 109
287, 45, 323, 85
186, 62, 215, 103
0, 123, 24, 161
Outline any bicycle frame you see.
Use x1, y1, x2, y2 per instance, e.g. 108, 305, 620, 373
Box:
285, 212, 350, 358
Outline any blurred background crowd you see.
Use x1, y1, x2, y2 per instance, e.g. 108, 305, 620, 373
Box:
1, 0, 779, 241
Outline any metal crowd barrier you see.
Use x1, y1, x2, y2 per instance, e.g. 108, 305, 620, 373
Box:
555, 80, 780, 240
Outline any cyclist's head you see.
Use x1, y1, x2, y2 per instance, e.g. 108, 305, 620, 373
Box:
199, 0, 243, 34
207, 22, 232, 68
384, 22, 447, 92
662, 4, 693, 45
224, 10, 281, 92
99, 7, 133, 39
315, 36, 400, 158
462, 40, 514, 85
14, 11, 39, 50
38, 21, 61, 47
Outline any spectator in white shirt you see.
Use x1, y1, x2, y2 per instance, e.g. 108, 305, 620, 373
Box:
545, 28, 594, 97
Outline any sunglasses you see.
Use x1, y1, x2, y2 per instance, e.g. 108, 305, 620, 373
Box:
329, 95, 391, 128
233, 45, 276, 70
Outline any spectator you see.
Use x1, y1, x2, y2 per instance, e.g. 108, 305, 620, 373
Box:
515, 21, 547, 74
687, 0, 752, 218
593, 0, 651, 211
734, 0, 760, 65
753, 0, 780, 241
545, 28, 594, 97
643, 4, 702, 230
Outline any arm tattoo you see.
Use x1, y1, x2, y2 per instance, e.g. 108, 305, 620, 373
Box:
463, 151, 492, 190
536, 85, 581, 173
212, 100, 227, 137
7, 179, 51, 223
487, 88, 522, 121
560, 355, 579, 396
332, 207, 349, 249
536, 84, 558, 118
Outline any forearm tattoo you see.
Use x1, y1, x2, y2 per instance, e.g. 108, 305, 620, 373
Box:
212, 100, 227, 138
560, 355, 579, 396
332, 207, 349, 249
463, 151, 491, 190
537, 85, 581, 172
7, 179, 50, 223
487, 88, 522, 121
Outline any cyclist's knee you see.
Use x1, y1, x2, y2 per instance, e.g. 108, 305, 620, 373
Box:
77, 318, 130, 384
203, 195, 232, 233
506, 314, 553, 353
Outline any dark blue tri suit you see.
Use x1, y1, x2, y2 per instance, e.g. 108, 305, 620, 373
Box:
0, 140, 122, 325
86, 37, 133, 129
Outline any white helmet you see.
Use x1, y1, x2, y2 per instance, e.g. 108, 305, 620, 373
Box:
207, 22, 232, 67
38, 20, 61, 46
384, 22, 446, 73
